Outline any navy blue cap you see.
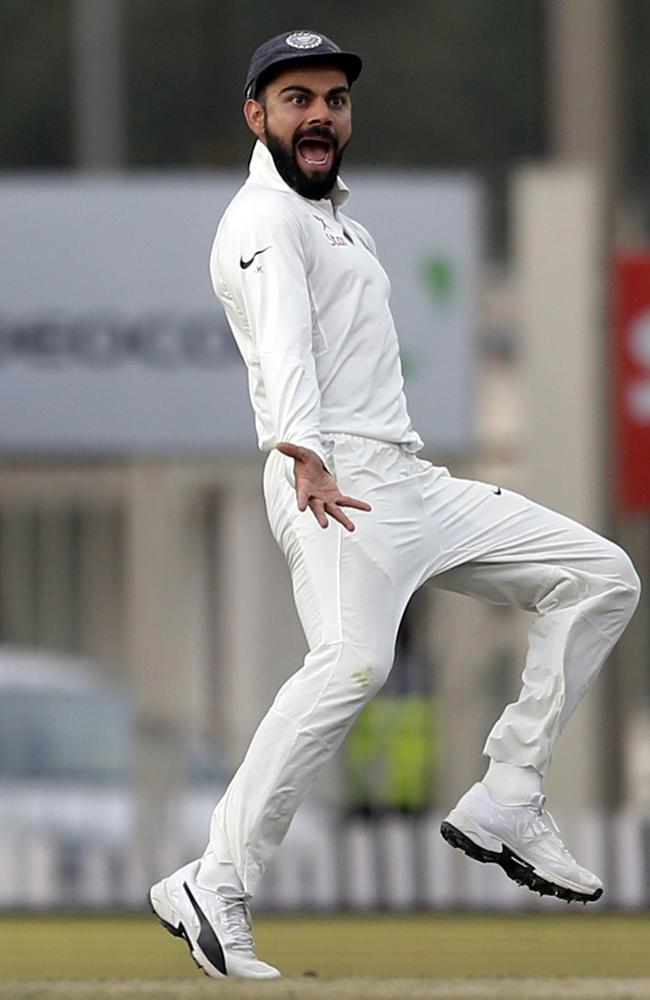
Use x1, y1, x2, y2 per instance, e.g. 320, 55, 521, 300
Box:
245, 29, 362, 100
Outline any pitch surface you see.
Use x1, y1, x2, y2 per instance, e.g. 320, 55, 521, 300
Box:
0, 913, 649, 999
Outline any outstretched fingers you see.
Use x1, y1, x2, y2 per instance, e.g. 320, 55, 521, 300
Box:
337, 495, 372, 512
307, 493, 371, 532
324, 502, 355, 532
309, 498, 329, 529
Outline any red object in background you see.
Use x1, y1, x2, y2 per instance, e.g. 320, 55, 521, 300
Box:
614, 256, 650, 512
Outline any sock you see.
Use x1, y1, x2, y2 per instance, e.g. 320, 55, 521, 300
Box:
482, 760, 542, 806
196, 853, 243, 894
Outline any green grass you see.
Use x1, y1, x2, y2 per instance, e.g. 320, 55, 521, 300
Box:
0, 978, 649, 1000
0, 912, 649, 999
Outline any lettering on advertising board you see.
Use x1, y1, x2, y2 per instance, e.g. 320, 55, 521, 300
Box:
0, 176, 479, 454
0, 313, 239, 370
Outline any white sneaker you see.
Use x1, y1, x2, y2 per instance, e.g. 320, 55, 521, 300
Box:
149, 860, 281, 979
441, 782, 603, 903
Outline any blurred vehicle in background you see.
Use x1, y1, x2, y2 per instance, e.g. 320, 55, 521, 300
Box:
0, 647, 226, 907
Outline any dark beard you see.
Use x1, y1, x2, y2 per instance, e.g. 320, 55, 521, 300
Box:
264, 120, 346, 200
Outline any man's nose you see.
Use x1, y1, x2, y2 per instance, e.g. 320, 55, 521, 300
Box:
307, 98, 332, 125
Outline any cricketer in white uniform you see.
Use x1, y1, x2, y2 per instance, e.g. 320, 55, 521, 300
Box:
150, 30, 641, 979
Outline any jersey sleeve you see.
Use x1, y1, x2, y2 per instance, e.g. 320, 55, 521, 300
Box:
219, 199, 327, 468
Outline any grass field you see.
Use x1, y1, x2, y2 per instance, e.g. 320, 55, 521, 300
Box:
1, 912, 649, 1000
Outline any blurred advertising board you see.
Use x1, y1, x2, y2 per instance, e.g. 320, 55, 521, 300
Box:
614, 255, 650, 512
0, 173, 480, 455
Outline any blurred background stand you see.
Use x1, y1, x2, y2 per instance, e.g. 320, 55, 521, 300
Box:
0, 0, 648, 911
73, 0, 126, 169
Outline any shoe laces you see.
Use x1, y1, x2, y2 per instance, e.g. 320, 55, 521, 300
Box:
527, 792, 569, 854
218, 888, 254, 952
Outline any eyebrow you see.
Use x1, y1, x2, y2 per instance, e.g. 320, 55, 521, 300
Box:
277, 84, 350, 98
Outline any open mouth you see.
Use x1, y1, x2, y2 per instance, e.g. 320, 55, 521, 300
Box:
296, 137, 335, 173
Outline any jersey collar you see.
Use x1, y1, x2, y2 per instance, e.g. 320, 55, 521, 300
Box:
246, 140, 350, 209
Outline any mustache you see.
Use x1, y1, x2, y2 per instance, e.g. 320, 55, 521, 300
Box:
293, 125, 339, 151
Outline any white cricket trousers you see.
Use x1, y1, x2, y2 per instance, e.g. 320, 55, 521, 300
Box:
200, 433, 640, 893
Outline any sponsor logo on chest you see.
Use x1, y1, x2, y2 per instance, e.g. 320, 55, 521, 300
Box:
312, 214, 348, 247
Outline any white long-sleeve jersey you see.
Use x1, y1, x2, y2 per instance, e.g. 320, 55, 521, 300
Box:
210, 140, 423, 467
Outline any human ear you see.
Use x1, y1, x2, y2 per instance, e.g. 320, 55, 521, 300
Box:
243, 99, 266, 142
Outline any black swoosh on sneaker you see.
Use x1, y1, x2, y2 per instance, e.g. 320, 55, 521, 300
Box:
183, 881, 228, 975
240, 246, 271, 269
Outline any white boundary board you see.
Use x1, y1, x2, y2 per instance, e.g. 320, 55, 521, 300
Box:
0, 171, 480, 455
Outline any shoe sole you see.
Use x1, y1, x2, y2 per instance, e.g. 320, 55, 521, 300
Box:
148, 889, 225, 979
440, 820, 603, 904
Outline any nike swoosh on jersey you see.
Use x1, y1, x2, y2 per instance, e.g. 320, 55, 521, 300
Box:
183, 881, 227, 975
240, 247, 271, 269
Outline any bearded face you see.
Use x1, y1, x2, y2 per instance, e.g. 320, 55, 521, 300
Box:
264, 117, 347, 200
247, 64, 353, 201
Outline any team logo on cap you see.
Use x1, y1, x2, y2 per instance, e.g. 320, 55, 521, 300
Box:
285, 31, 322, 50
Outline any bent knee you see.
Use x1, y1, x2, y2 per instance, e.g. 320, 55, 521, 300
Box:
541, 543, 641, 617
605, 543, 642, 608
